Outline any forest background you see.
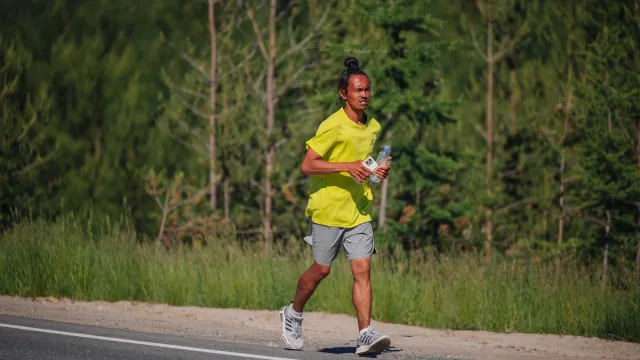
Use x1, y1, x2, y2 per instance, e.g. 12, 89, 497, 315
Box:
1, 0, 639, 342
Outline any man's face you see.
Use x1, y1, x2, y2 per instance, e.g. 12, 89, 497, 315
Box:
341, 75, 370, 111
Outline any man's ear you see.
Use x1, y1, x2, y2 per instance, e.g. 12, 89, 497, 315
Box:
339, 88, 347, 100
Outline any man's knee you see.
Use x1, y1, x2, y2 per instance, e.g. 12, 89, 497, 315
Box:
350, 258, 371, 281
309, 262, 331, 281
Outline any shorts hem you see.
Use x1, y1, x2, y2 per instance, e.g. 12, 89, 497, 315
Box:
312, 256, 335, 267
347, 253, 373, 261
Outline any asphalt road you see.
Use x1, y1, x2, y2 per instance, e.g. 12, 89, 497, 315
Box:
0, 315, 456, 360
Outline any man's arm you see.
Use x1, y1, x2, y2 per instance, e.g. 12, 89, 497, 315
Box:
301, 148, 374, 183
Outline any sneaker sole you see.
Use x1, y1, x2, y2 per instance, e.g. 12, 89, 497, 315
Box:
355, 335, 391, 355
279, 307, 302, 350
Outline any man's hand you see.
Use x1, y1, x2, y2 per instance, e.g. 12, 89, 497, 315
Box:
345, 161, 374, 183
373, 157, 392, 180
301, 148, 391, 183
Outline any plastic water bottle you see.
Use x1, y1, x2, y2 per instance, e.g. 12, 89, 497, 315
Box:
369, 145, 391, 183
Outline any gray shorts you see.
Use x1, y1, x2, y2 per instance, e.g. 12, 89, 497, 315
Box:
302, 220, 376, 266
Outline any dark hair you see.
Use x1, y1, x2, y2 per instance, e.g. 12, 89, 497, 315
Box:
337, 57, 368, 107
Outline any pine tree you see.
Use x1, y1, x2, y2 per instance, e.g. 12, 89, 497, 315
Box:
0, 37, 54, 229
574, 7, 640, 285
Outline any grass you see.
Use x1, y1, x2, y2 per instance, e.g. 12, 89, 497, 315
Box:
1, 213, 638, 342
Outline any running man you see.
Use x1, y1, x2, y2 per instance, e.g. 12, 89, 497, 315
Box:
279, 57, 392, 355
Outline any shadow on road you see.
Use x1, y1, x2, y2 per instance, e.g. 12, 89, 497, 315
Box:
317, 346, 402, 358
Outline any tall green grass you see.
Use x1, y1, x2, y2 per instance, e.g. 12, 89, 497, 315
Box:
1, 214, 638, 342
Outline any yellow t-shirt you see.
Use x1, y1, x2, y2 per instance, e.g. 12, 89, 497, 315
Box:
304, 108, 381, 228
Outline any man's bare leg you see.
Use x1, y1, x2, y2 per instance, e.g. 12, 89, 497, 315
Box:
292, 261, 331, 312
281, 262, 329, 350
350, 258, 372, 330
351, 257, 390, 355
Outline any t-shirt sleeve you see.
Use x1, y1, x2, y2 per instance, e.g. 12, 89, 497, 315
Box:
305, 124, 337, 158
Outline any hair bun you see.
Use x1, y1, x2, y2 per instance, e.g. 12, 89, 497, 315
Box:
344, 57, 359, 69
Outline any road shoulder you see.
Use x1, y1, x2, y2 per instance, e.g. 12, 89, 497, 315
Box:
1, 295, 637, 360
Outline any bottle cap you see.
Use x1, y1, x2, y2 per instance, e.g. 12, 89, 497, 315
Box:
383, 145, 390, 152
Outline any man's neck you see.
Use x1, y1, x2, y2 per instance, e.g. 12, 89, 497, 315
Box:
344, 105, 366, 125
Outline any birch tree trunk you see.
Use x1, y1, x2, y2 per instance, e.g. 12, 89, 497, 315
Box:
223, 81, 231, 220
263, 0, 277, 253
557, 23, 574, 282
156, 190, 171, 246
602, 211, 611, 288
602, 70, 612, 288
484, 0, 495, 264
208, 0, 218, 211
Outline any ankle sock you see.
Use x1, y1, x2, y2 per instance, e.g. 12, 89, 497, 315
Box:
288, 304, 303, 318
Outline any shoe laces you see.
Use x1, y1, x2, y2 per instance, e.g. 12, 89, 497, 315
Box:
286, 307, 303, 339
291, 316, 303, 339
359, 326, 379, 344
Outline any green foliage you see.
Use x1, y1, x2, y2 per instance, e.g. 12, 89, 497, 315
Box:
0, 0, 638, 274
0, 36, 55, 229
572, 14, 640, 260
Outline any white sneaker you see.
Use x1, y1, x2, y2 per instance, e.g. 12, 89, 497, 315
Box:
355, 326, 391, 355
279, 304, 303, 350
